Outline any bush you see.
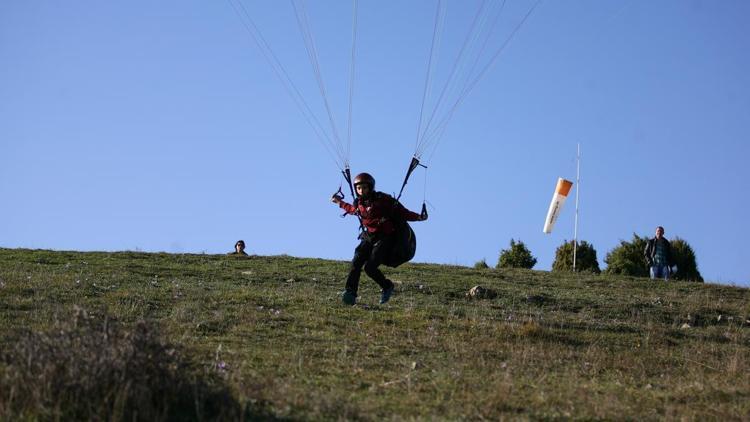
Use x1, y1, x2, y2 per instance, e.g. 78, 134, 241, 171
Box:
604, 233, 649, 277
473, 259, 490, 269
497, 239, 537, 269
671, 237, 703, 282
0, 307, 244, 421
552, 240, 600, 273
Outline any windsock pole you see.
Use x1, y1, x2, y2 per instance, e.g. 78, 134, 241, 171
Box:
573, 142, 581, 272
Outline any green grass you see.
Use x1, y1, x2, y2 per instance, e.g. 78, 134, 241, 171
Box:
1, 248, 748, 420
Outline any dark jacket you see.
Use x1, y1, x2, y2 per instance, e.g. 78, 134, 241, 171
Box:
339, 192, 421, 236
644, 237, 672, 266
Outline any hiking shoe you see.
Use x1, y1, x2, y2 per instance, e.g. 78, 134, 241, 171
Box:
379, 287, 394, 305
342, 291, 357, 306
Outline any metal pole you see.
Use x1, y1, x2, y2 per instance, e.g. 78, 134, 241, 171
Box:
573, 143, 580, 271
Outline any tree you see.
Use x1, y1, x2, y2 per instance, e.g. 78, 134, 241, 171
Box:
552, 240, 600, 273
497, 239, 537, 269
604, 233, 649, 277
670, 237, 703, 282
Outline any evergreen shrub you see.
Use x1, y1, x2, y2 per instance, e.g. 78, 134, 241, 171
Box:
497, 239, 537, 269
474, 259, 490, 269
670, 237, 703, 282
552, 240, 600, 273
604, 233, 649, 277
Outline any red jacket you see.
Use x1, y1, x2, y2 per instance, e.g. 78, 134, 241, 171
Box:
339, 192, 421, 235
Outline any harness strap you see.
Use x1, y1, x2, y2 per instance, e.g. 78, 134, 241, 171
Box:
339, 168, 366, 235
342, 167, 356, 200
396, 156, 428, 201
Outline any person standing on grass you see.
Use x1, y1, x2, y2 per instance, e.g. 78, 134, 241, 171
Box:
331, 172, 427, 306
644, 226, 673, 280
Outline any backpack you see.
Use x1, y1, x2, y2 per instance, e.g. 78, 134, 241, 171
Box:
383, 220, 416, 268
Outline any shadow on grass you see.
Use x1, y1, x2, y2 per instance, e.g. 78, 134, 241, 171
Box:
0, 307, 274, 421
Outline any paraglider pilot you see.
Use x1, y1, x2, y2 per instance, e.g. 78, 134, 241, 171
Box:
331, 172, 427, 306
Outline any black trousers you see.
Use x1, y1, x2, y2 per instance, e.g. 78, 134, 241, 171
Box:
345, 234, 395, 296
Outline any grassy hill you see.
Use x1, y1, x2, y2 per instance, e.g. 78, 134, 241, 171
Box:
1, 248, 748, 420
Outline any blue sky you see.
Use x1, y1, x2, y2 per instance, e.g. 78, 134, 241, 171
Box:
1, 1, 748, 286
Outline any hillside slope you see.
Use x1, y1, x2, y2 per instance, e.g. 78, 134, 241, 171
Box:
1, 248, 748, 420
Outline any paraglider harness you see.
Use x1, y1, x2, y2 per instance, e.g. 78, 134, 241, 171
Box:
334, 158, 428, 268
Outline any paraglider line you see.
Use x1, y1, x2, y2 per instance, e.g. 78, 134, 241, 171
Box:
292, 0, 347, 164
227, 0, 348, 170
420, 0, 542, 153
415, 0, 445, 152
417, 0, 490, 153
346, 0, 358, 164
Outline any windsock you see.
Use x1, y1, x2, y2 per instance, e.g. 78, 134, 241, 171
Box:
543, 178, 573, 234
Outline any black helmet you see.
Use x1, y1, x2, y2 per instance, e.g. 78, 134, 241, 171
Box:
353, 172, 375, 190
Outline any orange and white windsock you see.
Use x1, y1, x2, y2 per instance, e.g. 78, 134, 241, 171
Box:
543, 178, 574, 234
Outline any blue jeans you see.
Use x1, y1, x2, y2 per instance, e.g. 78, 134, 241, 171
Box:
650, 264, 670, 280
